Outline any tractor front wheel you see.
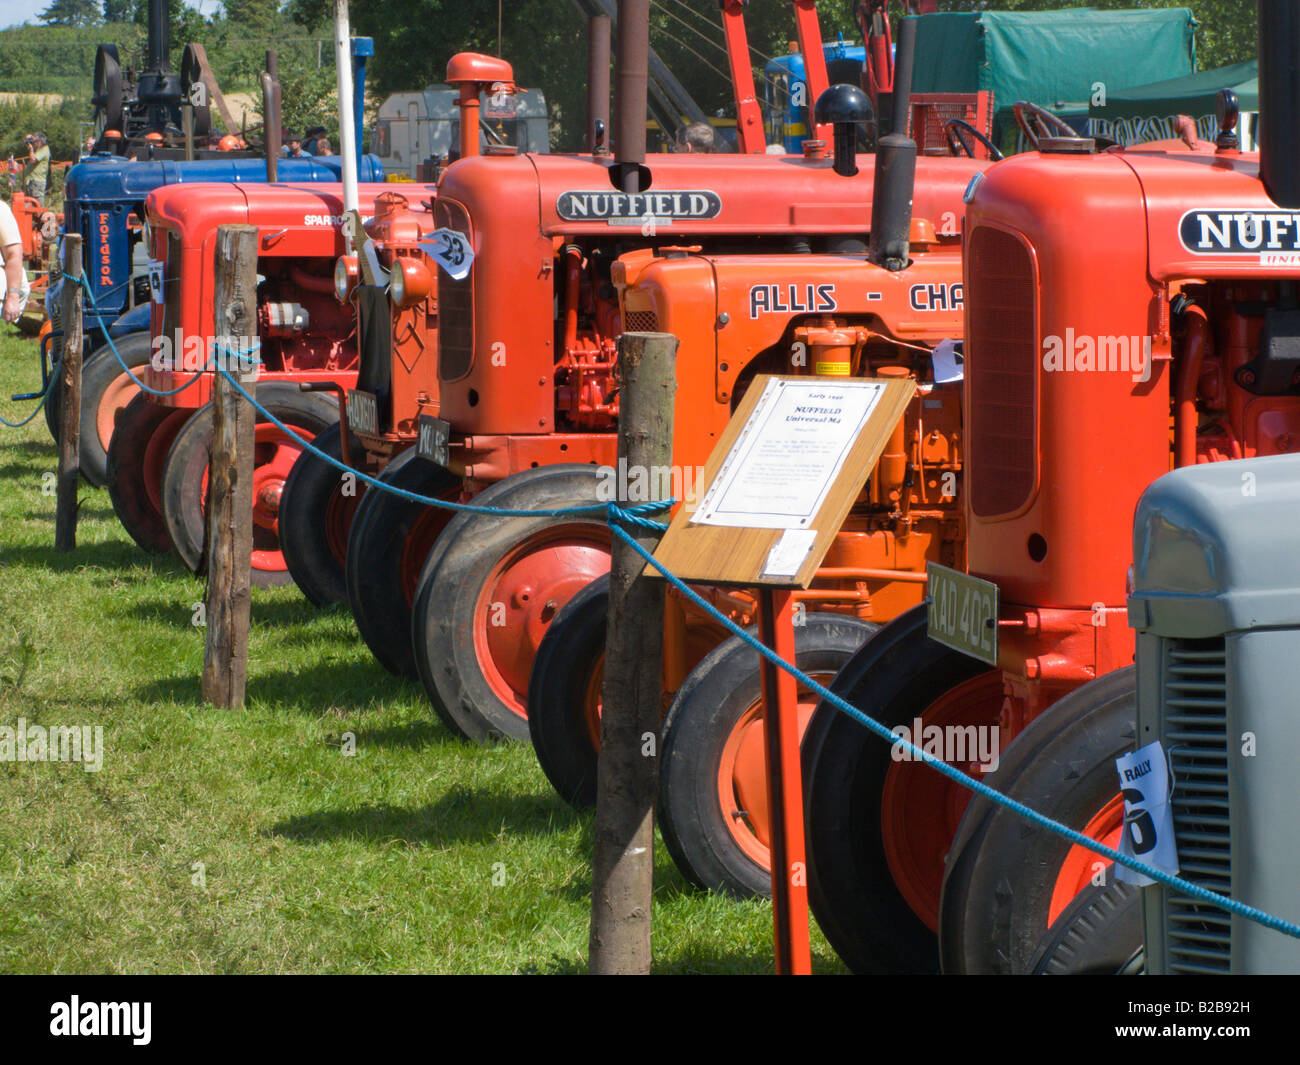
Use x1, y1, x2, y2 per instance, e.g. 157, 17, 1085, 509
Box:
344, 447, 461, 678
159, 383, 338, 587
106, 392, 191, 554
658, 613, 873, 898
938, 667, 1137, 975
279, 422, 365, 607
801, 605, 1005, 974
411, 464, 610, 743
76, 332, 150, 488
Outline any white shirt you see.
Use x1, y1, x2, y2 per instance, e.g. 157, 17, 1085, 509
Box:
0, 199, 32, 310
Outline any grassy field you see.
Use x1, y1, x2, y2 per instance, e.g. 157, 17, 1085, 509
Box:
0, 329, 847, 975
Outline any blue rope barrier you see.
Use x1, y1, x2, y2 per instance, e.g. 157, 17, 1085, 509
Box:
604, 517, 1300, 942
0, 365, 57, 428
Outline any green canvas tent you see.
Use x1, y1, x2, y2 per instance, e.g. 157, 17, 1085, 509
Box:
1088, 60, 1258, 119
908, 7, 1198, 146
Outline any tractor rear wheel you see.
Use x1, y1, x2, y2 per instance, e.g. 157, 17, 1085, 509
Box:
279, 423, 365, 607
801, 605, 1004, 974
938, 667, 1137, 975
106, 392, 191, 554
344, 447, 461, 677
411, 464, 610, 743
527, 575, 610, 808
659, 613, 873, 898
159, 383, 338, 588
76, 332, 150, 488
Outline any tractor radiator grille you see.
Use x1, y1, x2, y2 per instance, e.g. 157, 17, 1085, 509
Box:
967, 226, 1038, 517
622, 310, 659, 333
1159, 637, 1232, 974
434, 198, 474, 381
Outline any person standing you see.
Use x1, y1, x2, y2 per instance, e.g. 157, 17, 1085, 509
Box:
0, 198, 31, 324
22, 132, 50, 202
675, 122, 716, 153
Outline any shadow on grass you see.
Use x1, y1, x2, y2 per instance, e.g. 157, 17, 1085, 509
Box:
132, 658, 413, 713
116, 594, 351, 631
268, 786, 584, 846
0, 539, 183, 575
349, 719, 446, 749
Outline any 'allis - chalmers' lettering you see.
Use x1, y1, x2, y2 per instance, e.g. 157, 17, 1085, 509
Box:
556, 190, 721, 221
908, 282, 964, 312
749, 283, 836, 318
1180, 208, 1300, 254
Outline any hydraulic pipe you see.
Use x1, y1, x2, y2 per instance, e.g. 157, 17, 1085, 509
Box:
563, 245, 582, 354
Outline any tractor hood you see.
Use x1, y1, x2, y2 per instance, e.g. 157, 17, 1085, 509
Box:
436, 150, 983, 238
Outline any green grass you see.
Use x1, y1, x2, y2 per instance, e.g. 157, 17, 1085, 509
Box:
0, 330, 846, 974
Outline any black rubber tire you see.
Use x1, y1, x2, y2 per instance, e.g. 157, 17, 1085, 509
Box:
279, 423, 361, 607
159, 383, 339, 588
1030, 880, 1144, 975
106, 392, 188, 554
344, 447, 461, 678
411, 464, 609, 744
659, 613, 875, 899
801, 604, 1000, 975
938, 667, 1139, 975
527, 575, 611, 808
76, 332, 150, 488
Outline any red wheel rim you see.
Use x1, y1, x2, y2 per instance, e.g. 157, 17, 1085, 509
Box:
142, 409, 191, 516
399, 503, 456, 608
471, 523, 611, 721
199, 421, 317, 575
1047, 794, 1126, 926
323, 479, 363, 567
97, 372, 141, 450
880, 671, 1006, 931
715, 673, 835, 870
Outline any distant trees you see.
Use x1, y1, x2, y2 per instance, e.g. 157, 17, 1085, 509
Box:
39, 0, 102, 27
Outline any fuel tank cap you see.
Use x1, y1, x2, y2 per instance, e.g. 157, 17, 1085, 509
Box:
1038, 136, 1096, 154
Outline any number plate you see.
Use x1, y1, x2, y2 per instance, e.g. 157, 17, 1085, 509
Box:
926, 562, 999, 665
346, 389, 378, 437
420, 228, 474, 281
416, 414, 451, 466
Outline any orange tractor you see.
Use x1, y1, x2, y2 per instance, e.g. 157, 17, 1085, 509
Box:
802, 2, 1300, 974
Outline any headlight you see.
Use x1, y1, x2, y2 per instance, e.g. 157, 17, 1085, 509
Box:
333, 255, 359, 303
389, 256, 433, 310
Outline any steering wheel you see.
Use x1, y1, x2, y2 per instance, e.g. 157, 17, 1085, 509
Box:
1013, 101, 1078, 151
944, 118, 1003, 161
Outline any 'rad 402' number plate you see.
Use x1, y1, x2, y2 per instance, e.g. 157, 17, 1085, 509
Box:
416, 414, 451, 466
346, 389, 379, 437
926, 562, 999, 665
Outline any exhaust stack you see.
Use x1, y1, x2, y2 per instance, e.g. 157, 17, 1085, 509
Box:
587, 15, 612, 154
868, 15, 917, 271
146, 0, 170, 73
1258, 0, 1300, 208
612, 0, 649, 194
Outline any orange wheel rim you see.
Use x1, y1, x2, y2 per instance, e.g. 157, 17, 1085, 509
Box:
714, 674, 833, 871
583, 652, 605, 750
880, 671, 1006, 931
1047, 794, 1126, 926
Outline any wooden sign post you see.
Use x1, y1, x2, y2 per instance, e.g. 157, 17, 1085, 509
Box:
651, 374, 916, 974
54, 234, 83, 552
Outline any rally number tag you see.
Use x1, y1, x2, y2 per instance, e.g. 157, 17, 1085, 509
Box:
148, 259, 165, 304
421, 228, 474, 281
1114, 740, 1180, 885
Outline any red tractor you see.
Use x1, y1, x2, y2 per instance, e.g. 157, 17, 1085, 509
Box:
802, 5, 1300, 974
105, 179, 409, 583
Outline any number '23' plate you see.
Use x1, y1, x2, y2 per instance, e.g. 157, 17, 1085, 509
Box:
926, 562, 999, 666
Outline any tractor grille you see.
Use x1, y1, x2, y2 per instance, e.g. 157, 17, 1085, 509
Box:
434, 198, 474, 381
1159, 637, 1233, 974
622, 310, 659, 333
967, 226, 1038, 517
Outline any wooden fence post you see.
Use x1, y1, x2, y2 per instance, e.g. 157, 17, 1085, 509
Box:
54, 234, 83, 552
589, 331, 678, 974
201, 224, 259, 709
